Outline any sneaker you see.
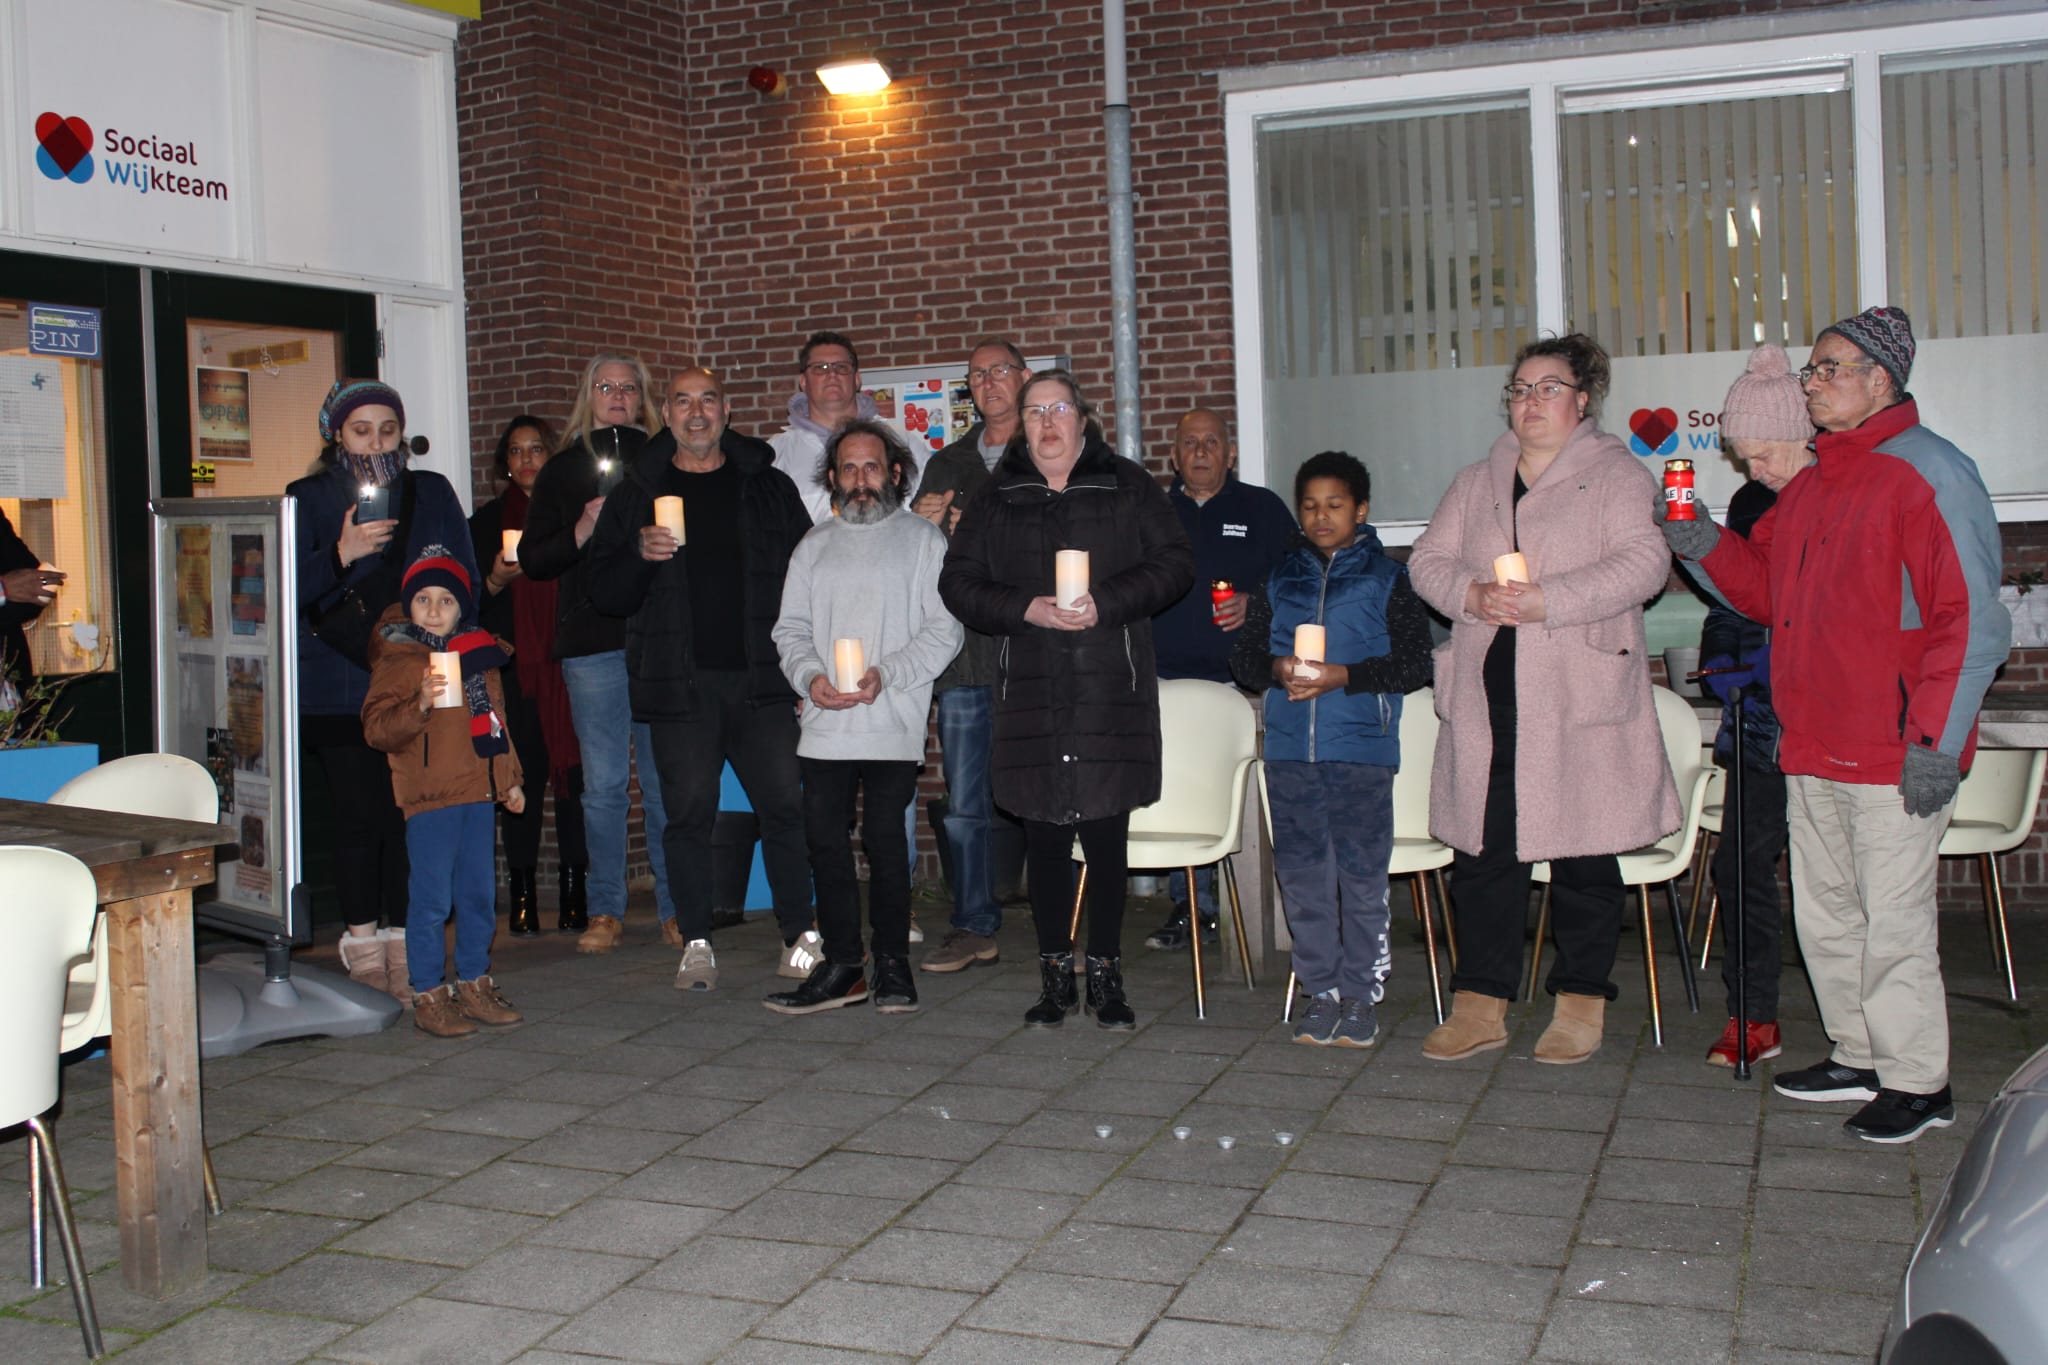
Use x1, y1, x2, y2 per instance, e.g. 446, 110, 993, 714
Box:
1292, 993, 1341, 1045
1844, 1086, 1955, 1144
1772, 1057, 1880, 1103
413, 985, 476, 1038
763, 961, 868, 1015
1706, 1018, 1783, 1068
453, 975, 522, 1027
576, 914, 623, 954
907, 915, 925, 944
779, 929, 825, 980
1331, 997, 1380, 1048
921, 929, 1000, 973
675, 939, 718, 992
871, 954, 920, 1014
1145, 910, 1218, 951
660, 918, 684, 948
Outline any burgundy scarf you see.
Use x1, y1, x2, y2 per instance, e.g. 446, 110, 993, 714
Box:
500, 486, 581, 783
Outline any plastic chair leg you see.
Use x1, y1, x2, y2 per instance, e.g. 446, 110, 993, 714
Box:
1527, 886, 1551, 1003
1665, 882, 1700, 1013
1187, 867, 1208, 1021
1220, 857, 1256, 991
1640, 886, 1664, 1048
27, 1116, 102, 1359
1982, 853, 2019, 1002
1414, 873, 1446, 1025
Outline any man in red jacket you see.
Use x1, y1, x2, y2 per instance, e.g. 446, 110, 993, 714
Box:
1663, 306, 2010, 1144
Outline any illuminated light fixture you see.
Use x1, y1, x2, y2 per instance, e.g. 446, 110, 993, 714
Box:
816, 57, 891, 95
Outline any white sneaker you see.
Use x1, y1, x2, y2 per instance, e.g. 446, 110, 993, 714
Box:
675, 939, 717, 992
908, 914, 925, 944
779, 929, 824, 980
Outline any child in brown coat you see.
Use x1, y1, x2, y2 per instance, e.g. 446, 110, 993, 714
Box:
363, 546, 525, 1037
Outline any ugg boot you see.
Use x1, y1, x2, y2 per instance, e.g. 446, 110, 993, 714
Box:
413, 985, 476, 1038
338, 930, 387, 995
454, 975, 522, 1028
1024, 952, 1079, 1027
379, 927, 414, 1008
577, 915, 624, 954
557, 864, 588, 933
1422, 990, 1510, 1060
1534, 993, 1605, 1065
507, 868, 539, 937
1084, 955, 1136, 1030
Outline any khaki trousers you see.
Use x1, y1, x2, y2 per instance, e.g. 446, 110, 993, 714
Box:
1785, 774, 1952, 1093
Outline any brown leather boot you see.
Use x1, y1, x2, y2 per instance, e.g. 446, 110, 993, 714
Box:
1422, 991, 1510, 1060
454, 975, 522, 1028
576, 915, 624, 954
1534, 993, 1606, 1065
413, 986, 476, 1038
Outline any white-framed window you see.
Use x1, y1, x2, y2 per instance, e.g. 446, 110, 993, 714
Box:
1226, 9, 2048, 539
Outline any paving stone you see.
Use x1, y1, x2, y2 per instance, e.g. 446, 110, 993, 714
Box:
608, 1153, 790, 1209
1757, 1144, 1915, 1198
712, 1189, 907, 1245
1334, 1306, 1542, 1361
1455, 1122, 1608, 1172
421, 1097, 594, 1141
1024, 1222, 1220, 1283
1053, 1075, 1207, 1118
1168, 1259, 1367, 1332
1622, 1080, 1767, 1125
1426, 1163, 1591, 1217
1536, 1299, 1737, 1364
540, 1290, 773, 1363
1321, 1094, 1467, 1141
636, 1234, 845, 1301
20, 1265, 249, 1334
208, 1134, 356, 1182
245, 1165, 447, 1219
843, 1112, 1010, 1162
326, 1296, 562, 1364
1577, 1197, 1748, 1255
920, 1328, 1123, 1364
1124, 1317, 1337, 1363
1288, 1131, 1450, 1184
800, 1058, 953, 1096
757, 1278, 978, 1355
1736, 1284, 1893, 1357
1560, 1243, 1740, 1310
904, 1082, 1052, 1125
1745, 1231, 1909, 1296
1368, 1250, 1558, 1320
663, 1062, 807, 1102
1122, 1131, 1290, 1188
333, 1201, 546, 1266
1233, 1038, 1376, 1078
713, 1340, 912, 1365
1399, 1206, 1579, 1266
964, 1269, 1174, 1347
228, 1250, 454, 1322
493, 1067, 651, 1107
1750, 1187, 1924, 1244
1007, 1108, 1160, 1154
743, 1084, 906, 1131
1345, 1060, 1499, 1103
836, 1227, 1030, 1292
437, 1243, 652, 1314
0, 1313, 137, 1363
1214, 1214, 1398, 1276
681, 1116, 852, 1167
259, 1101, 440, 1144
901, 1184, 1080, 1239
780, 1150, 960, 1200
364, 1071, 509, 1111
340, 1127, 524, 1178
431, 1160, 619, 1215
587, 1091, 753, 1135
525, 1196, 722, 1256
1607, 1114, 1759, 1165
1080, 1175, 1257, 1233
1249, 1171, 1423, 1227
946, 1051, 1101, 1092
1594, 1154, 1755, 1208
511, 1119, 686, 1173
955, 1143, 1124, 1196
1472, 1084, 1622, 1133
94, 1305, 349, 1364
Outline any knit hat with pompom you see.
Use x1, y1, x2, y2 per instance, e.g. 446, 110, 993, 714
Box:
1719, 344, 1811, 444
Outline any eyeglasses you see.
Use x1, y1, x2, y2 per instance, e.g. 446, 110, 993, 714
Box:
803, 361, 855, 377
969, 362, 1023, 384
1797, 359, 1878, 385
595, 381, 641, 397
1023, 402, 1079, 424
1503, 379, 1581, 403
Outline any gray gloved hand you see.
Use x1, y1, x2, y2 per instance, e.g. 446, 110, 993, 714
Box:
1899, 744, 1960, 818
1654, 487, 1721, 560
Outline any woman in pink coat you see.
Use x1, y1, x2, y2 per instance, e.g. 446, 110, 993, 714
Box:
1408, 334, 1679, 1065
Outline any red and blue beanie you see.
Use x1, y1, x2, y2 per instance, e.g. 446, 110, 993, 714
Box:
403, 546, 473, 622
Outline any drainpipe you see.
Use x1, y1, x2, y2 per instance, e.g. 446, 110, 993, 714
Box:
1103, 0, 1141, 464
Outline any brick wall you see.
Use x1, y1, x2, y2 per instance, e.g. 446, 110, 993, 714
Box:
456, 0, 2048, 904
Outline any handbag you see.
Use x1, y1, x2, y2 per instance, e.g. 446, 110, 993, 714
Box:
308, 472, 417, 669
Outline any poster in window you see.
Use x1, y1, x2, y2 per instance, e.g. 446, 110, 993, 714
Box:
226, 655, 266, 776
175, 525, 213, 638
230, 534, 265, 636
232, 773, 270, 907
196, 367, 253, 463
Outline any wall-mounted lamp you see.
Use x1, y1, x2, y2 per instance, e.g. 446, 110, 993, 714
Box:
746, 65, 788, 96
816, 57, 892, 96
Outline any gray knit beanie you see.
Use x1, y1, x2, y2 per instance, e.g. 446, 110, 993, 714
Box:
1719, 344, 1812, 443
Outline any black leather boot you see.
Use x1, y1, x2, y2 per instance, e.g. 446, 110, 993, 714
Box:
557, 864, 588, 933
762, 961, 869, 1015
1085, 955, 1136, 1030
1024, 952, 1079, 1027
507, 868, 539, 937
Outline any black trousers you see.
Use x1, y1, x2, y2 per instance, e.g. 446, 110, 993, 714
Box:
302, 712, 409, 929
498, 684, 588, 869
1024, 812, 1130, 959
1711, 763, 1788, 1021
648, 670, 812, 943
1448, 711, 1624, 1001
801, 757, 919, 964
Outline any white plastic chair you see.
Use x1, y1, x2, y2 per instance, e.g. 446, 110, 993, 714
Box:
1275, 687, 1452, 1025
1066, 679, 1259, 1020
1, 845, 106, 1358
1530, 685, 1711, 1047
1938, 748, 2046, 1002
49, 753, 224, 1217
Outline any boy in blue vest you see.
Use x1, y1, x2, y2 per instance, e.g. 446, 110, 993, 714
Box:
1231, 451, 1433, 1045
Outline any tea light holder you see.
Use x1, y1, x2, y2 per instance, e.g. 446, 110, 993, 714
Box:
1172, 1125, 1192, 1141
1055, 549, 1090, 610
1493, 551, 1529, 585
1094, 1123, 1114, 1139
832, 639, 866, 693
654, 495, 686, 542
1216, 1135, 1237, 1151
501, 528, 521, 563
1275, 1131, 1296, 1147
428, 652, 462, 708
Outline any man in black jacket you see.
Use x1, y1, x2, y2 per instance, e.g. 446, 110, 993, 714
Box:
585, 368, 818, 993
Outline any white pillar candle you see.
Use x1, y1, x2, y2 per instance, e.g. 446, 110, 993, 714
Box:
1055, 549, 1090, 610
832, 638, 866, 693
1493, 551, 1530, 585
654, 495, 686, 542
428, 652, 463, 708
1293, 623, 1326, 680
501, 528, 521, 563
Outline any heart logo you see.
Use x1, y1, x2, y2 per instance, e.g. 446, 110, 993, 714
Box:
1628, 406, 1679, 458
34, 112, 95, 183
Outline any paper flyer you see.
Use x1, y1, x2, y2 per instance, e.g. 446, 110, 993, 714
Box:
226, 655, 266, 776
175, 525, 214, 638
230, 533, 266, 636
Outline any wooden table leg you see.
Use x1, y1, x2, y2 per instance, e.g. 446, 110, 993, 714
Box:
105, 888, 207, 1298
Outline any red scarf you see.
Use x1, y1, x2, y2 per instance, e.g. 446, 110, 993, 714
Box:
500, 486, 581, 783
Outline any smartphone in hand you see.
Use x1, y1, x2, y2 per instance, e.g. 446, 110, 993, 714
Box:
355, 482, 392, 523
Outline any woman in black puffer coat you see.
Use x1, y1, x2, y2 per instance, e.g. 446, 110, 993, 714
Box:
940, 369, 1194, 1030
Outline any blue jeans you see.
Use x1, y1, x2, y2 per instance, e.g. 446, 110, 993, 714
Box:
404, 802, 497, 992
1268, 760, 1396, 1002
937, 685, 999, 936
561, 650, 675, 924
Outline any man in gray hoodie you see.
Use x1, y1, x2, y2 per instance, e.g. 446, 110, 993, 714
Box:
766, 419, 964, 1016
